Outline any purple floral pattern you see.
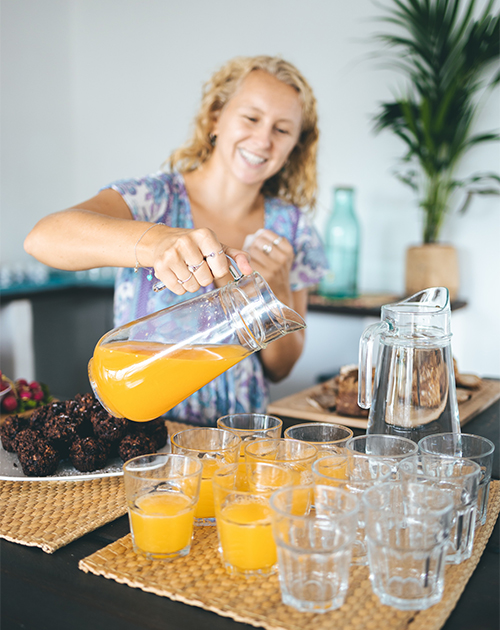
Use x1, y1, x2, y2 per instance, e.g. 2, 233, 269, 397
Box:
102, 171, 328, 426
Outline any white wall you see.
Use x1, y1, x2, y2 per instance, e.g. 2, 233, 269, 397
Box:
1, 0, 499, 386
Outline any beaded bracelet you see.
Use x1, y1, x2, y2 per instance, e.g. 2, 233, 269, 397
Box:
133, 222, 165, 281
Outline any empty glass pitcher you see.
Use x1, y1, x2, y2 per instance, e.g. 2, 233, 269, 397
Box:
88, 260, 306, 422
358, 288, 460, 442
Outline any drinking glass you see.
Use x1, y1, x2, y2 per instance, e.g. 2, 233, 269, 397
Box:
217, 413, 283, 459
312, 454, 392, 565
363, 482, 454, 610
284, 422, 353, 456
212, 461, 293, 577
244, 438, 318, 484
346, 434, 418, 477
123, 453, 203, 560
399, 455, 481, 564
170, 428, 241, 525
270, 484, 359, 613
418, 433, 495, 526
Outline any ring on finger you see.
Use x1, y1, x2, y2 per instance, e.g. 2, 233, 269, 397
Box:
187, 260, 204, 273
205, 248, 225, 259
273, 236, 283, 246
262, 243, 273, 255
177, 272, 193, 285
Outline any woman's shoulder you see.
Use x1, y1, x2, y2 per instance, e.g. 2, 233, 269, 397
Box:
102, 170, 188, 222
103, 170, 186, 198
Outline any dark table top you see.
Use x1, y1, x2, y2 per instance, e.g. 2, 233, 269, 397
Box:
2, 401, 499, 630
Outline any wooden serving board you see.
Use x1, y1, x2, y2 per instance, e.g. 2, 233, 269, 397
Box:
267, 377, 500, 430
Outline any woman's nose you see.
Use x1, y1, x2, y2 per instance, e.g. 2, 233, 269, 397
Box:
253, 123, 273, 147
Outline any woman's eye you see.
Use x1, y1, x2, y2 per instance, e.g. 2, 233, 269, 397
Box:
276, 128, 290, 135
245, 116, 258, 122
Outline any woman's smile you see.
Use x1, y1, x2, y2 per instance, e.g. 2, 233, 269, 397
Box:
238, 147, 267, 167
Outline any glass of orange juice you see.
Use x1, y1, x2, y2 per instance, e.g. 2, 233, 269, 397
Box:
284, 422, 353, 458
213, 461, 293, 576
123, 453, 203, 561
217, 414, 283, 460
244, 438, 318, 485
170, 428, 241, 526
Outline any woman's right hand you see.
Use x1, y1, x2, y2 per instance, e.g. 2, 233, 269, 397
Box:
148, 226, 252, 295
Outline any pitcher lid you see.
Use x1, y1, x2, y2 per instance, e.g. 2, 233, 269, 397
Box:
382, 287, 451, 337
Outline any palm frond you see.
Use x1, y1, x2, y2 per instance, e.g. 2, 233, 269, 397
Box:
372, 0, 500, 242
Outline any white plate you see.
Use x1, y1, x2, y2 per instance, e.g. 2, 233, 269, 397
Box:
0, 440, 170, 482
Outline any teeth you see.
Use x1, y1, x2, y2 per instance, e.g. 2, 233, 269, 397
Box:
239, 148, 266, 165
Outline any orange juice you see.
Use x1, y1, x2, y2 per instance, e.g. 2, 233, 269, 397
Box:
194, 459, 219, 519
129, 492, 195, 557
218, 499, 276, 573
90, 341, 249, 421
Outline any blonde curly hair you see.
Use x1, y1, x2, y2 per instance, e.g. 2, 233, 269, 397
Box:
167, 55, 319, 209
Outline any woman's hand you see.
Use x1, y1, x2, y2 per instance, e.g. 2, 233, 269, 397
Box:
245, 229, 294, 303
148, 225, 252, 295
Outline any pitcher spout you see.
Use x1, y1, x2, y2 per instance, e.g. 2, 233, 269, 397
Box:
262, 303, 307, 345
221, 272, 307, 350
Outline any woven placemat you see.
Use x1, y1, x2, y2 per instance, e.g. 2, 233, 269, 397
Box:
0, 420, 192, 554
79, 480, 500, 630
0, 476, 127, 553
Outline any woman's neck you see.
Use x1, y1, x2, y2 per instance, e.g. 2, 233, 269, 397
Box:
183, 161, 263, 222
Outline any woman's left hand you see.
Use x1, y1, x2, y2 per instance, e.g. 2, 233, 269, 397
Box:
245, 229, 294, 302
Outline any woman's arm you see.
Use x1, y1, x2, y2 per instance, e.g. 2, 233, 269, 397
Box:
24, 189, 252, 295
259, 288, 307, 382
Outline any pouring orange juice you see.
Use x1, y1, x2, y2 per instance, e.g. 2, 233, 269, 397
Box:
88, 266, 306, 422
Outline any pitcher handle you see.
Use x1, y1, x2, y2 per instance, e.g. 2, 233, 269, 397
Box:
153, 254, 243, 292
358, 321, 389, 409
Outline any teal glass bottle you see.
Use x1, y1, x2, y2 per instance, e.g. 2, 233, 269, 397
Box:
319, 186, 360, 299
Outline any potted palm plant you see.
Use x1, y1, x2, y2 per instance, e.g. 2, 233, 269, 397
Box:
373, 0, 500, 298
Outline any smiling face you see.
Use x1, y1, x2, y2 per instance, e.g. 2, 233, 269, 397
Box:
210, 70, 303, 188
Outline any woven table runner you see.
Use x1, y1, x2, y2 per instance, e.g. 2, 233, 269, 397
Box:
0, 420, 192, 554
79, 480, 500, 630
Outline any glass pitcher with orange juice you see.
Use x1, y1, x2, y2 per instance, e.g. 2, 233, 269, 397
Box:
88, 259, 306, 422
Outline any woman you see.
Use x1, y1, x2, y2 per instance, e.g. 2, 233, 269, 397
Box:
25, 55, 328, 425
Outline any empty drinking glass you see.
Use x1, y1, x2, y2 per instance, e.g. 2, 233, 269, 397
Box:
346, 434, 418, 478
244, 438, 318, 484
399, 454, 481, 564
312, 454, 392, 565
270, 484, 359, 613
363, 482, 454, 610
217, 413, 283, 460
284, 422, 353, 456
418, 432, 495, 526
